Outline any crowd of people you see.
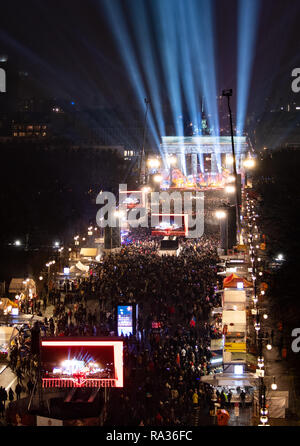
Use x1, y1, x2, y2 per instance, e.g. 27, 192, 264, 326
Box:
5, 229, 227, 425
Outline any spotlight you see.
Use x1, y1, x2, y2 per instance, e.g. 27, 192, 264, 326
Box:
148, 158, 160, 169
153, 174, 163, 183
168, 155, 177, 166
243, 158, 255, 169
215, 210, 227, 219
225, 185, 235, 194
227, 175, 235, 183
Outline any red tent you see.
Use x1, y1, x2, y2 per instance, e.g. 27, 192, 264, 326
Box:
223, 273, 252, 289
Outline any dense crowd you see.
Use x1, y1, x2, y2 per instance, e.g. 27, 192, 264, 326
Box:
6, 230, 225, 425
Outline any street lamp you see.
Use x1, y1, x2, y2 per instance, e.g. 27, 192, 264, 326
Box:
226, 175, 235, 183
216, 210, 228, 252
225, 185, 235, 194
243, 158, 255, 169
257, 356, 264, 368
271, 377, 277, 390
222, 88, 240, 243
147, 158, 160, 169
215, 210, 227, 219
153, 174, 163, 183
114, 210, 126, 218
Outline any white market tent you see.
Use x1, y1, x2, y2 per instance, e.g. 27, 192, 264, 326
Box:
80, 248, 97, 258
0, 326, 18, 345
222, 310, 246, 326
8, 278, 36, 295
69, 261, 90, 275
8, 278, 25, 294
223, 290, 247, 304
201, 372, 258, 387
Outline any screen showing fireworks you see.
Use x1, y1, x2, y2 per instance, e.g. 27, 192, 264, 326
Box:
41, 344, 115, 380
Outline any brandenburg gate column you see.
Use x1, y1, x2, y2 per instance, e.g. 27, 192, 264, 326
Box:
192, 152, 198, 176
211, 152, 218, 174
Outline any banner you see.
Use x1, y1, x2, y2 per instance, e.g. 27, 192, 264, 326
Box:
224, 342, 246, 352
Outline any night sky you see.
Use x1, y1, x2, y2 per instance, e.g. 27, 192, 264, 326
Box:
1, 0, 300, 118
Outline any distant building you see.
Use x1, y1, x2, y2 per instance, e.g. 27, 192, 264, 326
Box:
160, 135, 250, 176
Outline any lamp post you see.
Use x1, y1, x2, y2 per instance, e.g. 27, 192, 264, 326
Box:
216, 209, 228, 252
46, 260, 55, 304
222, 89, 241, 243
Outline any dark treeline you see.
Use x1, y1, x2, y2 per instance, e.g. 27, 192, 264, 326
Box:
254, 148, 300, 327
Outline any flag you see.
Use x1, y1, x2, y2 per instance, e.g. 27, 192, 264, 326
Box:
190, 315, 196, 327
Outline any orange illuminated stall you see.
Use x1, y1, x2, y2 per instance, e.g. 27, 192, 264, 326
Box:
223, 273, 252, 289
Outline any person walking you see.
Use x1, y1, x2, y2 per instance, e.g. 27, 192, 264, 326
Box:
2, 388, 7, 409
15, 383, 22, 400
9, 388, 14, 403
192, 389, 198, 408
227, 390, 232, 407
240, 390, 246, 408
27, 379, 34, 395
0, 400, 4, 418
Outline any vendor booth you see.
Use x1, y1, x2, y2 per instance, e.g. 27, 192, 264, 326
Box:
0, 325, 18, 360
223, 289, 247, 311
223, 274, 252, 289
253, 390, 289, 419
222, 310, 246, 332
201, 372, 258, 404
80, 248, 98, 259
0, 298, 19, 315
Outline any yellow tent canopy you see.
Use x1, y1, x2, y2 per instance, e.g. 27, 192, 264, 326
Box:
0, 297, 18, 309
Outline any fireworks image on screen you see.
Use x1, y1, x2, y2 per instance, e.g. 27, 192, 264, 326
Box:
47, 350, 114, 379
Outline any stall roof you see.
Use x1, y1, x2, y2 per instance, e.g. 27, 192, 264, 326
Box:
80, 248, 97, 257
8, 278, 25, 293
0, 326, 17, 345
223, 273, 252, 289
223, 290, 247, 303
201, 372, 259, 387
74, 261, 89, 272
8, 278, 35, 294
222, 310, 246, 326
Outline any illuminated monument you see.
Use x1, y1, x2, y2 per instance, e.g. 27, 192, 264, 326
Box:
160, 135, 250, 188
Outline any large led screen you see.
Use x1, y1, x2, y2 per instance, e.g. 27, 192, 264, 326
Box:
41, 339, 123, 388
117, 305, 133, 337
